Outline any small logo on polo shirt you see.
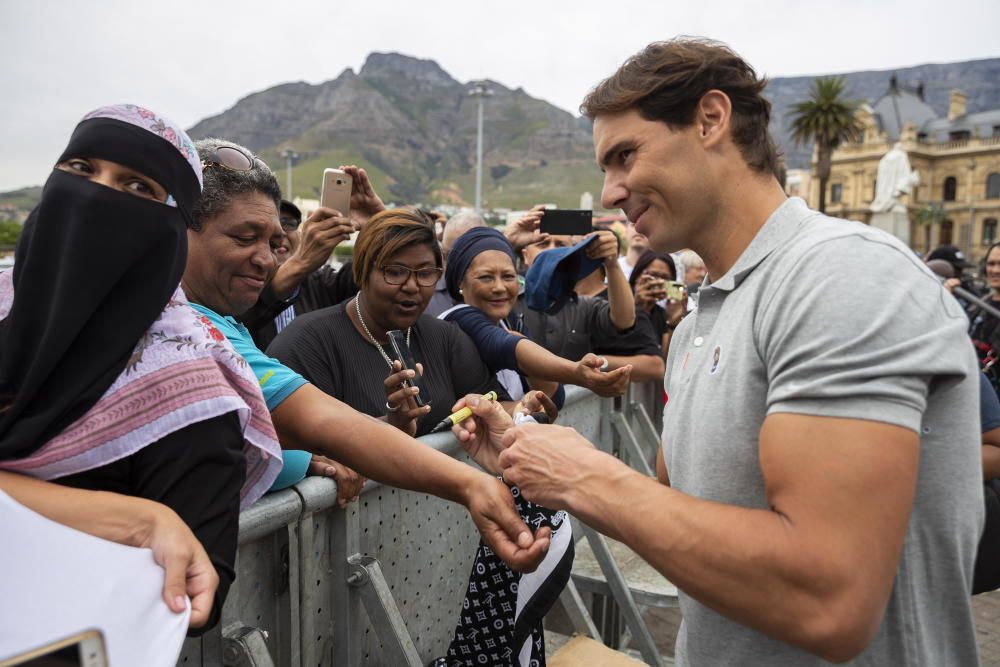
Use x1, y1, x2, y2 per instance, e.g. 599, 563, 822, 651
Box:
710, 345, 722, 374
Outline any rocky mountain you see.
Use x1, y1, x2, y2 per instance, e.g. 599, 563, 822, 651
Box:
189, 53, 596, 208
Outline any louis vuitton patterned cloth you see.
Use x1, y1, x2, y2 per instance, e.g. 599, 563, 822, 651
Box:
431, 484, 574, 667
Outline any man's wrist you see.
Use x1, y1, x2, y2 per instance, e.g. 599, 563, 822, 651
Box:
561, 448, 630, 514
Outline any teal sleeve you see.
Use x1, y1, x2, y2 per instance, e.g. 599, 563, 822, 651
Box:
189, 303, 308, 411
268, 450, 312, 492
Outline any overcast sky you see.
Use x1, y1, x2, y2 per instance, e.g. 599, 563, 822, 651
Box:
2, 0, 998, 192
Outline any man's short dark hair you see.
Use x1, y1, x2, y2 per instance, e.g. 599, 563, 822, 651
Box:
581, 37, 780, 177
190, 138, 282, 231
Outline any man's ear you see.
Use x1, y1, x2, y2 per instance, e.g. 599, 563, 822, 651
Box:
695, 90, 732, 148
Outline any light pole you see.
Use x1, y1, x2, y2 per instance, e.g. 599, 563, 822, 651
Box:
468, 82, 493, 214
280, 147, 299, 198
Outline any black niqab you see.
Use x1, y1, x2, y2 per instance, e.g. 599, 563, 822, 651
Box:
0, 117, 200, 460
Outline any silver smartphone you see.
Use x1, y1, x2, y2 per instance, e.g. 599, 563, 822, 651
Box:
0, 629, 108, 667
320, 168, 352, 216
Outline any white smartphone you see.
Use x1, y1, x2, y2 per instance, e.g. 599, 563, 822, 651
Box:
0, 629, 108, 667
320, 168, 352, 216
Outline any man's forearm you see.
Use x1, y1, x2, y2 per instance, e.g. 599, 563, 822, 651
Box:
605, 263, 636, 330
268, 257, 313, 301
602, 354, 664, 382
984, 444, 1000, 480
272, 386, 476, 505
514, 339, 579, 385
564, 453, 882, 659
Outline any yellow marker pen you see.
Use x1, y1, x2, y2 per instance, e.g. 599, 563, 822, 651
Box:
429, 391, 498, 434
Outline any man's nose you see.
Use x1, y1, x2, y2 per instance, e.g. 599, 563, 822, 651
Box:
601, 172, 628, 211
251, 242, 276, 273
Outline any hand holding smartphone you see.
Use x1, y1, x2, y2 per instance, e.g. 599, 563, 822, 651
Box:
320, 168, 353, 215
386, 330, 432, 408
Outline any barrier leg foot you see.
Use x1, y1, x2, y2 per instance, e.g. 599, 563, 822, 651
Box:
347, 553, 423, 667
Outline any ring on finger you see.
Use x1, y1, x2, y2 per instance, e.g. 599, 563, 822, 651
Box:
386, 400, 401, 413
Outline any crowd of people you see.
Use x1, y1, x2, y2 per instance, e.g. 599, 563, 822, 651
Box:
2, 35, 1000, 667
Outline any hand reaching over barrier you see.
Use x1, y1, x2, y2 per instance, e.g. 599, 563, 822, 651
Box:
573, 353, 631, 397
464, 474, 552, 573
307, 455, 365, 508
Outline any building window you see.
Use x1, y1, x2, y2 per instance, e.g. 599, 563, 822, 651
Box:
984, 219, 998, 246
944, 176, 958, 202
830, 183, 843, 204
988, 173, 1000, 200
941, 219, 954, 245
993, 125, 1000, 137
949, 130, 971, 141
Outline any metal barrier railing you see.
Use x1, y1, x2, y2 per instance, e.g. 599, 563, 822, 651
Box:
177, 383, 662, 666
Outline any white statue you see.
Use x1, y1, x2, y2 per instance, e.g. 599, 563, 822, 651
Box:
870, 142, 920, 214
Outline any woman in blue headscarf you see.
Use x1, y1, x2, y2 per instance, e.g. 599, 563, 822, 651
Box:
439, 227, 628, 409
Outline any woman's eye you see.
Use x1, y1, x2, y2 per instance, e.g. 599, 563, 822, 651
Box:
125, 179, 156, 197
64, 159, 92, 173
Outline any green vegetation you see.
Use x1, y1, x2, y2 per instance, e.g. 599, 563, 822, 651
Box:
0, 220, 23, 248
789, 77, 863, 213
436, 161, 605, 210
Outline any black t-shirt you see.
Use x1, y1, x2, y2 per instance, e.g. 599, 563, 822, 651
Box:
517, 294, 660, 360
267, 303, 508, 436
57, 413, 245, 636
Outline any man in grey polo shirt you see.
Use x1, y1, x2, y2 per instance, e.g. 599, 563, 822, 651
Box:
489, 37, 983, 665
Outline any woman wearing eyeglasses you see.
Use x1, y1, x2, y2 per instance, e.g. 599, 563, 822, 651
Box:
267, 208, 509, 436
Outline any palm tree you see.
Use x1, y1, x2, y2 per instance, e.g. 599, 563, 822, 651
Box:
789, 77, 864, 213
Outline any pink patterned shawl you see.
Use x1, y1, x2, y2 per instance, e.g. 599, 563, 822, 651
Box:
0, 272, 282, 509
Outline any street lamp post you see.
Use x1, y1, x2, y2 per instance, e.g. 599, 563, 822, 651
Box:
280, 147, 299, 198
468, 82, 493, 214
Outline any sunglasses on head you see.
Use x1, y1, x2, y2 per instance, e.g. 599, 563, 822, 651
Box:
201, 145, 258, 172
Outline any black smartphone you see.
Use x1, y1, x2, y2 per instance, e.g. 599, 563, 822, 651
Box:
386, 330, 432, 408
539, 209, 592, 236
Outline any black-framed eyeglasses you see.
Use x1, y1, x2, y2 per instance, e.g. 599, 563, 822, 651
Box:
201, 145, 257, 172
279, 215, 301, 231
381, 264, 443, 287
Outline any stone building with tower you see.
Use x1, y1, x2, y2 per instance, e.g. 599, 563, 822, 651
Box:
811, 76, 1000, 261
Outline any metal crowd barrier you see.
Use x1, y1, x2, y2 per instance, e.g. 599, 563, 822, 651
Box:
177, 383, 665, 667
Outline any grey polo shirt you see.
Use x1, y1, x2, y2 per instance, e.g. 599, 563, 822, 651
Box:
663, 198, 983, 666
